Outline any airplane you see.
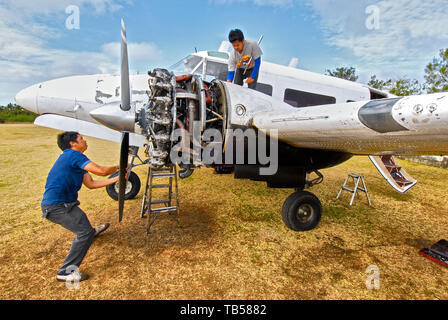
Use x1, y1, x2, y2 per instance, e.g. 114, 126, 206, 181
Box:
14, 20, 448, 232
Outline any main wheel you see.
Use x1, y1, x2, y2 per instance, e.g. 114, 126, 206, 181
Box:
282, 191, 322, 231
106, 171, 141, 201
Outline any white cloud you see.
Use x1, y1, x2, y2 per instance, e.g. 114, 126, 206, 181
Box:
307, 0, 448, 81
1, 0, 126, 15
101, 42, 163, 64
0, 0, 163, 105
211, 0, 294, 7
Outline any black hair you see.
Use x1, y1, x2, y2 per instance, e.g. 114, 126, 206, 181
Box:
228, 29, 244, 43
57, 131, 79, 151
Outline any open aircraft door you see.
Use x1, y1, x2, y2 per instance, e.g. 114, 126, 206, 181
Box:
369, 155, 417, 194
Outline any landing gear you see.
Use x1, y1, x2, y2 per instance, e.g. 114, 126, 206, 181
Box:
281, 191, 322, 232
106, 171, 141, 201
106, 146, 143, 201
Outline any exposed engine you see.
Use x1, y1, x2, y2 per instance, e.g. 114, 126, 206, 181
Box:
137, 68, 226, 169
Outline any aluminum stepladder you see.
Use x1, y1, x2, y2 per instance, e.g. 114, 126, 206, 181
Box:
140, 165, 180, 234
336, 173, 372, 206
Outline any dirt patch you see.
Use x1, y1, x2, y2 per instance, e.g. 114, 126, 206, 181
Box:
0, 124, 447, 300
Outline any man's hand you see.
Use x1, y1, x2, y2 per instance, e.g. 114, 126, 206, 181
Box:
245, 77, 255, 84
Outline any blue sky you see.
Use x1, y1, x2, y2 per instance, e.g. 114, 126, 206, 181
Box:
1, 0, 448, 105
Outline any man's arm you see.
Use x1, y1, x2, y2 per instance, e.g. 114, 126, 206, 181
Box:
84, 162, 119, 177
227, 53, 236, 82
227, 71, 235, 82
246, 57, 261, 84
83, 172, 119, 190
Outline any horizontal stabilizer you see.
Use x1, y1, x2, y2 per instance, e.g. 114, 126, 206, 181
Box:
369, 155, 417, 194
34, 114, 146, 147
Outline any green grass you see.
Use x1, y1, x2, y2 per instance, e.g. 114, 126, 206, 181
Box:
0, 113, 36, 123
1, 124, 448, 300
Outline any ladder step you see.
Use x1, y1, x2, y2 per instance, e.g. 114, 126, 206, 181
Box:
152, 167, 173, 172
152, 173, 176, 178
150, 206, 178, 214
152, 184, 172, 188
151, 200, 170, 205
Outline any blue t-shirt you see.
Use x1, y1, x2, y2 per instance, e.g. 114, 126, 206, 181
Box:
41, 149, 91, 205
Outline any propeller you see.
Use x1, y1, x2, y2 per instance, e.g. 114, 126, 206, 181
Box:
118, 131, 129, 222
120, 19, 131, 112
118, 19, 131, 222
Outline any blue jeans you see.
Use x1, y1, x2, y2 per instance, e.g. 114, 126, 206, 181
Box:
41, 201, 96, 275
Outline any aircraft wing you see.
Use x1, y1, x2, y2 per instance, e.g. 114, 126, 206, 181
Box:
34, 114, 146, 147
250, 93, 448, 156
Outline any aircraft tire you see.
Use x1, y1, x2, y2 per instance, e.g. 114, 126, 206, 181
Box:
282, 191, 322, 231
106, 171, 141, 201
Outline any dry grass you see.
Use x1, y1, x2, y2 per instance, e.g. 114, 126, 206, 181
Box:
0, 124, 447, 300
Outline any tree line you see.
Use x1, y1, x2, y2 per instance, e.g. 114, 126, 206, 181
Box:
325, 48, 448, 96
0, 103, 37, 123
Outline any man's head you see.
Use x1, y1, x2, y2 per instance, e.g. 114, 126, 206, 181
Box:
57, 131, 88, 152
229, 29, 245, 53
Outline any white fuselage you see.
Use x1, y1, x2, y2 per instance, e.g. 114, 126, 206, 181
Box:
15, 50, 448, 156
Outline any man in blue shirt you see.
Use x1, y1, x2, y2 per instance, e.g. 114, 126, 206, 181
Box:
41, 131, 122, 283
226, 29, 263, 90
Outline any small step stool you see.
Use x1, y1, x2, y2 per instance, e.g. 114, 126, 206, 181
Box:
140, 165, 180, 234
336, 173, 371, 206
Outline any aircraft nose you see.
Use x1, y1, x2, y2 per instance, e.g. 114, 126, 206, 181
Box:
15, 84, 40, 114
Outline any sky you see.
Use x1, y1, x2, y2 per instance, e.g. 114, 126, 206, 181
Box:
1, 0, 448, 105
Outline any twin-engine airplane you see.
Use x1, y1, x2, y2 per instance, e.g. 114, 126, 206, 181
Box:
15, 20, 448, 232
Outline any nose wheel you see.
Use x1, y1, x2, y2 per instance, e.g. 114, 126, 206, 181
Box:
281, 191, 322, 231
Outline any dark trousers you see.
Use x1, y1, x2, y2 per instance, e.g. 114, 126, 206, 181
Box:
234, 68, 259, 89
41, 201, 96, 275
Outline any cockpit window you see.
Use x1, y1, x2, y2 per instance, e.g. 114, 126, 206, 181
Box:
207, 51, 229, 59
170, 54, 228, 81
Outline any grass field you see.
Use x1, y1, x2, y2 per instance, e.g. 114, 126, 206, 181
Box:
0, 124, 447, 300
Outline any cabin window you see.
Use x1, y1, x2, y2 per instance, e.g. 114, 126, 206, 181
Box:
255, 83, 273, 96
207, 51, 230, 59
284, 89, 336, 108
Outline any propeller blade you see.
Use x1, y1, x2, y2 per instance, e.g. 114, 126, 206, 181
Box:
118, 131, 129, 222
121, 19, 131, 111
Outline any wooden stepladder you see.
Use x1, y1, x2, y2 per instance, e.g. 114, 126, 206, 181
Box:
140, 165, 180, 234
336, 173, 372, 206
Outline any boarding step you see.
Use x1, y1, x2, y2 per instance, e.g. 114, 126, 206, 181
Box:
369, 155, 417, 193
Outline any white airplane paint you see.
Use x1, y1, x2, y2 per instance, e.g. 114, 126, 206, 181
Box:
15, 49, 389, 147
13, 25, 448, 231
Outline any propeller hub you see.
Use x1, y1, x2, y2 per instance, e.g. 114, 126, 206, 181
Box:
90, 104, 136, 132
